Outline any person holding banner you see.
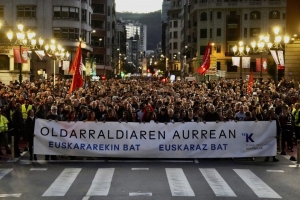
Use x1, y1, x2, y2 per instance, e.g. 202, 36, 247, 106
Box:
45, 105, 61, 160
25, 109, 37, 161
264, 108, 280, 162
86, 111, 97, 122
12, 103, 24, 158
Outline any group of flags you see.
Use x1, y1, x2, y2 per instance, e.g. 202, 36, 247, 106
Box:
196, 42, 254, 94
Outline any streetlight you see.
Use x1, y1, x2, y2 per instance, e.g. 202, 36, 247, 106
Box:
232, 41, 250, 86
44, 39, 69, 85
6, 23, 37, 83
269, 27, 290, 85
251, 35, 273, 83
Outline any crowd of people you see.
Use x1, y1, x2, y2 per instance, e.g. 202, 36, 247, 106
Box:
0, 76, 299, 161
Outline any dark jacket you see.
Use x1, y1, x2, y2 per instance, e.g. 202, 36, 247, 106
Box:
12, 110, 24, 130
25, 116, 35, 138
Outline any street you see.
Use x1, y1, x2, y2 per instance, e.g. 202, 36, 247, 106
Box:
0, 153, 299, 200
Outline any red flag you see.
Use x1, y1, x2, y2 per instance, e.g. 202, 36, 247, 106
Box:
69, 43, 82, 74
247, 70, 253, 95
197, 42, 211, 75
13, 46, 22, 63
21, 47, 29, 63
69, 43, 84, 94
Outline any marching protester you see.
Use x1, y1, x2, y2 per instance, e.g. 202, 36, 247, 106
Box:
12, 103, 24, 158
0, 77, 298, 161
25, 109, 37, 161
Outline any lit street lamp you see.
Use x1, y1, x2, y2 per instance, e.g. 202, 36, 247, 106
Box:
6, 23, 37, 83
251, 35, 272, 83
232, 41, 250, 86
44, 39, 69, 86
269, 27, 290, 85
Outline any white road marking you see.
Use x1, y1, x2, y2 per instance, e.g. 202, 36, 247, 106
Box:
0, 169, 13, 180
200, 168, 237, 197
234, 169, 282, 198
42, 168, 81, 196
132, 168, 149, 170
86, 168, 114, 196
166, 168, 195, 196
30, 168, 47, 171
266, 170, 284, 172
82, 196, 90, 200
129, 192, 152, 196
0, 194, 21, 197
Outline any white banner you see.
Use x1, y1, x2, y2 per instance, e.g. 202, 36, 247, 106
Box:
34, 119, 277, 158
270, 50, 279, 65
242, 57, 250, 68
277, 50, 284, 66
232, 57, 240, 67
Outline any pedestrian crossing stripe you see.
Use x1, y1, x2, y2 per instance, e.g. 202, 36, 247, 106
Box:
200, 168, 237, 197
42, 168, 81, 196
0, 169, 13, 180
234, 169, 282, 199
0, 168, 283, 198
86, 168, 114, 196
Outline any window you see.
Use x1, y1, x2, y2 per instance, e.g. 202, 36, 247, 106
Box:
169, 21, 172, 28
81, 9, 87, 22
216, 28, 221, 37
91, 36, 104, 46
53, 6, 79, 20
217, 12, 221, 19
173, 42, 178, 49
244, 14, 248, 20
216, 45, 221, 53
0, 55, 9, 70
200, 29, 207, 38
269, 10, 280, 19
107, 6, 110, 16
200, 45, 207, 55
210, 28, 212, 38
107, 22, 110, 31
210, 11, 213, 21
282, 13, 286, 19
174, 21, 178, 27
216, 62, 221, 70
227, 62, 237, 72
173, 31, 178, 38
169, 32, 172, 39
53, 27, 79, 40
200, 12, 207, 21
250, 28, 260, 37
92, 3, 105, 14
17, 6, 36, 18
92, 20, 105, 29
0, 7, 4, 18
81, 30, 87, 41
244, 28, 247, 37
169, 43, 172, 50
250, 11, 260, 20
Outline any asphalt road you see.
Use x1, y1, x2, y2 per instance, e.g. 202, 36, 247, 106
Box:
0, 153, 299, 200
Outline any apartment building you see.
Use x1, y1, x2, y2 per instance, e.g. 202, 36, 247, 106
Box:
0, 0, 95, 84
91, 0, 117, 78
164, 0, 287, 80
167, 0, 182, 75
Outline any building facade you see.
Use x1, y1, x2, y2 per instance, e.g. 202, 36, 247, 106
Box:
164, 0, 287, 81
0, 0, 95, 84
